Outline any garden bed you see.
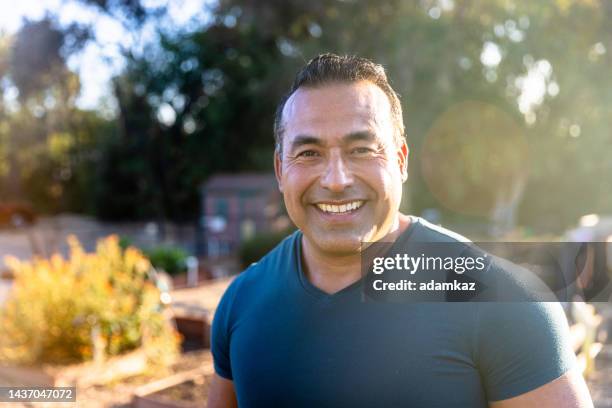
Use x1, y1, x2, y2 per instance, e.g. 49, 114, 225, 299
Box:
175, 316, 210, 351
132, 359, 214, 408
0, 348, 148, 387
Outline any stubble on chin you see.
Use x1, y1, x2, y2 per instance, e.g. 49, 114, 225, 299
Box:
305, 228, 369, 256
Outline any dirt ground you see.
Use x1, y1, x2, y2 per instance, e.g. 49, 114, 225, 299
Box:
0, 351, 212, 408
588, 344, 612, 408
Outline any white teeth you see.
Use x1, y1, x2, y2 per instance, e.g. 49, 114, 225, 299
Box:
316, 201, 363, 214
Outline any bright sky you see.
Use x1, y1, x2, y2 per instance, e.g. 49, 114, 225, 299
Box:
0, 0, 212, 110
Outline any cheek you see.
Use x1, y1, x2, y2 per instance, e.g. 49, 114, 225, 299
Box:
282, 165, 318, 203
361, 165, 403, 206
357, 160, 396, 185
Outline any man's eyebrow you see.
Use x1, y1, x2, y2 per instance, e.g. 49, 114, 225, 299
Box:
288, 131, 378, 154
289, 135, 324, 153
343, 131, 377, 143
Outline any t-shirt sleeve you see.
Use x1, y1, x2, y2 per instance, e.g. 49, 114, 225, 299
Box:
211, 277, 241, 380
475, 300, 577, 402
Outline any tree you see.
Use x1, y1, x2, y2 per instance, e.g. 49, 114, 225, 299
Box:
214, 0, 612, 232
0, 18, 106, 214
4, 1, 612, 234
101, 22, 284, 221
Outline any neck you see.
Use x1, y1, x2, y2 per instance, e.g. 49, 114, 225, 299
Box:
300, 213, 412, 294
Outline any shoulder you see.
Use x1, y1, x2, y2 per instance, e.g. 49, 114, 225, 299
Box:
215, 230, 300, 315
474, 252, 576, 400
397, 217, 474, 262
477, 301, 571, 342
408, 216, 471, 243
235, 230, 299, 285
475, 300, 576, 401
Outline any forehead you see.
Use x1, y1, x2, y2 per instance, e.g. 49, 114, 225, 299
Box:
281, 81, 393, 141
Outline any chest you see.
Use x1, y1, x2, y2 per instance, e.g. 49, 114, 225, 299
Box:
229, 300, 487, 407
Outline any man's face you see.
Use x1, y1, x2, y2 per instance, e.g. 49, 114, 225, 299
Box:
275, 81, 408, 256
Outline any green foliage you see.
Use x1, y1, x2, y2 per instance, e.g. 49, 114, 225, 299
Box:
10, 19, 65, 101
239, 228, 296, 269
97, 23, 283, 221
216, 0, 612, 230
145, 246, 188, 276
0, 19, 111, 216
118, 235, 133, 250
1, 1, 612, 232
0, 235, 180, 366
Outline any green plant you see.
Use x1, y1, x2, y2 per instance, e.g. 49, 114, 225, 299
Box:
0, 235, 180, 366
144, 246, 188, 276
118, 235, 133, 250
239, 228, 295, 269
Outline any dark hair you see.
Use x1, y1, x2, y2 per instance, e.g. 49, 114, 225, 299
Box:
273, 53, 404, 154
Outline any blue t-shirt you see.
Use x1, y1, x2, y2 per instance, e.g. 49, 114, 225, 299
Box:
211, 217, 575, 407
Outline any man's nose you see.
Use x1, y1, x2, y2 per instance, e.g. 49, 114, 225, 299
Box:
320, 151, 353, 192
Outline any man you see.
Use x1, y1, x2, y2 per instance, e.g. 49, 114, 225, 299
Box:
208, 54, 593, 407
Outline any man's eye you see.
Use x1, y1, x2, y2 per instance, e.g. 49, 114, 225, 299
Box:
351, 147, 374, 155
297, 150, 319, 158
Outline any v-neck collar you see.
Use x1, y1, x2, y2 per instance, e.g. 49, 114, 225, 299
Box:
293, 217, 421, 301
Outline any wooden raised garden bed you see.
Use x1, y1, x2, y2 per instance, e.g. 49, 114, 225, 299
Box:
0, 348, 148, 387
132, 360, 214, 408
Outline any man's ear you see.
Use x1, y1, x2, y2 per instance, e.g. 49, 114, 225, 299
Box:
274, 149, 283, 192
398, 140, 409, 182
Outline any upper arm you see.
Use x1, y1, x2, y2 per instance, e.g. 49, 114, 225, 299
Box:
211, 277, 242, 380
209, 284, 239, 407
207, 373, 238, 408
489, 368, 593, 408
476, 300, 577, 401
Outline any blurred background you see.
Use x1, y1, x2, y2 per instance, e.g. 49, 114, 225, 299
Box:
0, 0, 610, 240
0, 0, 611, 406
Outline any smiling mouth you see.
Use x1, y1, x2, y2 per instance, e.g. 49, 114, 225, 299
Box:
315, 200, 364, 214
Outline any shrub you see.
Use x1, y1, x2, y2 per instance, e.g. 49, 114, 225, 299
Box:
239, 228, 295, 269
144, 246, 188, 276
0, 235, 180, 366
